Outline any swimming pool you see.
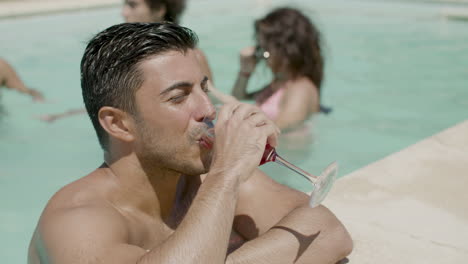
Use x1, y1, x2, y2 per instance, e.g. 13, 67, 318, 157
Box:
1, 0, 467, 262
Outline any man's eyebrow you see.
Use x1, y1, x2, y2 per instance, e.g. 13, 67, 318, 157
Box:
160, 81, 194, 96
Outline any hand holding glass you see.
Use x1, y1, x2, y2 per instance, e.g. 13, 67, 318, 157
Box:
201, 118, 338, 208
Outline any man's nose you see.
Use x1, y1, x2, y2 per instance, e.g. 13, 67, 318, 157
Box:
194, 90, 216, 122
205, 103, 217, 121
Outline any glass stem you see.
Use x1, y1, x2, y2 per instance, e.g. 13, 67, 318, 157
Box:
274, 154, 318, 183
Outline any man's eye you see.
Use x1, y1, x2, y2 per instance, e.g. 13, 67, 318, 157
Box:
169, 94, 186, 102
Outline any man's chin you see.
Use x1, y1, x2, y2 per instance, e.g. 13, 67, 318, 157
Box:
200, 148, 213, 172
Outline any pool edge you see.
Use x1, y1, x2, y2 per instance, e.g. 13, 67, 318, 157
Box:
323, 120, 468, 263
0, 0, 120, 20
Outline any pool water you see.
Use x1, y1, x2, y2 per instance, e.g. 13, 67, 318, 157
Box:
0, 0, 467, 262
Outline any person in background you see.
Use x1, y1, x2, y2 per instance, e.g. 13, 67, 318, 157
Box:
39, 0, 224, 122
231, 7, 330, 132
122, 0, 213, 81
0, 58, 44, 102
28, 22, 352, 264
122, 0, 184, 23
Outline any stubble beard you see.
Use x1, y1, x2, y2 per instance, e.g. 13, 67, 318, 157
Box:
135, 121, 209, 176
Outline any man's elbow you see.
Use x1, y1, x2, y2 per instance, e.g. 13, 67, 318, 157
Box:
330, 218, 353, 260
310, 205, 353, 261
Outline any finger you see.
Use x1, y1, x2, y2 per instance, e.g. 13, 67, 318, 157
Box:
245, 109, 281, 135
231, 104, 257, 123
245, 112, 268, 127
273, 122, 281, 135
244, 114, 279, 148
267, 131, 279, 148
259, 122, 280, 148
216, 102, 240, 125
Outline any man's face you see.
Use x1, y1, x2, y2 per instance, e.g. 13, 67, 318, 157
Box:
121, 0, 164, 23
132, 49, 215, 176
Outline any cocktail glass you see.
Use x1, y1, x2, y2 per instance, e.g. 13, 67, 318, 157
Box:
201, 118, 338, 208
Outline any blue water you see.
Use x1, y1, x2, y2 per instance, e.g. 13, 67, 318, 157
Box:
0, 0, 467, 262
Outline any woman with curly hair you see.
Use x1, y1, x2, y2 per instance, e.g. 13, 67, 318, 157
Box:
232, 7, 328, 132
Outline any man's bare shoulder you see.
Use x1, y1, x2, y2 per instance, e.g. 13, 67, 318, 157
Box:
38, 168, 129, 236
36, 198, 129, 246
42, 168, 113, 212
29, 169, 136, 264
29, 203, 140, 264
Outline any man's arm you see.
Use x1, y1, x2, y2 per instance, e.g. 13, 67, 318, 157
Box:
227, 169, 353, 264
31, 169, 240, 264
30, 205, 147, 264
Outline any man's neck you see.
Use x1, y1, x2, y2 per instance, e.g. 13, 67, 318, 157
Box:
104, 152, 182, 221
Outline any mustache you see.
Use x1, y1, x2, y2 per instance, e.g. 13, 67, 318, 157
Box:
188, 123, 210, 141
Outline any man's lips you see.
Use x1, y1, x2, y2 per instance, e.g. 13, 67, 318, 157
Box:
199, 134, 214, 149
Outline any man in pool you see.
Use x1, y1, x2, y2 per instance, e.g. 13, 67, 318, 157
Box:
28, 23, 352, 264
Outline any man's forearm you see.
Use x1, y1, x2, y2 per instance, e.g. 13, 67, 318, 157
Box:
138, 171, 241, 264
227, 206, 353, 264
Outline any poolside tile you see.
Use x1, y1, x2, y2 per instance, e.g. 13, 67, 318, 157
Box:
325, 120, 468, 263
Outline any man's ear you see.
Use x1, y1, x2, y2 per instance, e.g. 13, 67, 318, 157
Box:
98, 106, 135, 143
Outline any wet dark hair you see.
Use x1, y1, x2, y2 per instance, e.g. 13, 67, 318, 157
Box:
255, 7, 324, 91
81, 22, 198, 150
145, 0, 186, 24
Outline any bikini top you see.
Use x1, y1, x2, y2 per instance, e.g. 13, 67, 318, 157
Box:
257, 88, 284, 120
256, 87, 332, 120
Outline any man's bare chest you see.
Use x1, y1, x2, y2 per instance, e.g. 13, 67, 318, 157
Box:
129, 197, 246, 252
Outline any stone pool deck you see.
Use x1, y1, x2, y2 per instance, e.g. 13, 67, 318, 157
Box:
0, 0, 120, 19
441, 7, 468, 20
325, 120, 468, 263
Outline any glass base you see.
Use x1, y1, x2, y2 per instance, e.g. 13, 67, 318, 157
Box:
309, 162, 338, 208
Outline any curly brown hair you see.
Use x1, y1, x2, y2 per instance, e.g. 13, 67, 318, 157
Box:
255, 7, 324, 90
144, 0, 186, 24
